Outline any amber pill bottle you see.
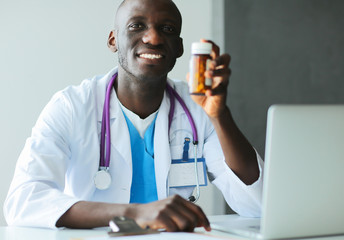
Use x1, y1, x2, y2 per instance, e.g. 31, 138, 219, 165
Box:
188, 42, 212, 95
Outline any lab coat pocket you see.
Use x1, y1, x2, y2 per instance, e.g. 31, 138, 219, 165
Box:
169, 128, 193, 159
169, 135, 208, 188
170, 145, 185, 160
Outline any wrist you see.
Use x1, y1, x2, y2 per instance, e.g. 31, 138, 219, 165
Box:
209, 106, 231, 123
124, 203, 139, 219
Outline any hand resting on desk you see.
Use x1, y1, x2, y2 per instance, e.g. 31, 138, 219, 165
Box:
56, 195, 211, 232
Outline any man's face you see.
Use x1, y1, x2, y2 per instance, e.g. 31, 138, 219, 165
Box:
112, 0, 183, 81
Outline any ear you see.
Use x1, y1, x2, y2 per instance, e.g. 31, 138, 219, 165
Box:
177, 37, 184, 58
107, 30, 117, 53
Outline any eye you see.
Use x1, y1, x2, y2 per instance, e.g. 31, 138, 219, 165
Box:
128, 23, 145, 31
161, 25, 176, 33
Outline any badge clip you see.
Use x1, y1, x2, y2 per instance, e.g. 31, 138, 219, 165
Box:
182, 137, 190, 161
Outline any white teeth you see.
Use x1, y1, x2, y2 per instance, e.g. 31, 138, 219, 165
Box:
139, 53, 163, 59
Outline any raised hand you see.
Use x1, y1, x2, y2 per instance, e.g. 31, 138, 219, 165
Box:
189, 39, 232, 119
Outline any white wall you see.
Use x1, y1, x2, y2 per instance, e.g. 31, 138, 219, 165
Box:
0, 0, 225, 226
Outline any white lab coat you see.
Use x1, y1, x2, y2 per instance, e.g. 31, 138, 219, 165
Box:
4, 67, 264, 228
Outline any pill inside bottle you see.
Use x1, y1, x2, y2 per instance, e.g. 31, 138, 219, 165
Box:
188, 42, 212, 95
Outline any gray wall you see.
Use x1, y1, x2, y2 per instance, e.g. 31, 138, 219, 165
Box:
225, 0, 344, 156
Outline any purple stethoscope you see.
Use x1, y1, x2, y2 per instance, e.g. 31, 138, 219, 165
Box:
94, 72, 201, 202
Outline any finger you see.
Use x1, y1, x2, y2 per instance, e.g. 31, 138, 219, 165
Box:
144, 195, 196, 232
213, 54, 231, 69
188, 204, 211, 231
154, 199, 196, 232
200, 38, 220, 58
205, 68, 231, 90
135, 201, 179, 232
173, 203, 205, 232
153, 211, 179, 232
167, 195, 206, 231
206, 57, 231, 78
209, 81, 228, 96
205, 89, 212, 97
174, 197, 211, 231
165, 195, 210, 231
202, 72, 229, 97
206, 68, 231, 83
167, 207, 197, 232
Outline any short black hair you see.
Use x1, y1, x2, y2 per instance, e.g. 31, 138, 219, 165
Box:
114, 0, 182, 30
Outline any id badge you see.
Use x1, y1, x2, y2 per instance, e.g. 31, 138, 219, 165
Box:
168, 158, 208, 188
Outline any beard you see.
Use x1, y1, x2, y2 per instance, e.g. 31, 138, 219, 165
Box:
116, 44, 175, 82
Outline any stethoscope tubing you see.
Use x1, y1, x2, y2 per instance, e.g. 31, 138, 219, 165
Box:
100, 73, 118, 168
98, 73, 200, 202
100, 73, 199, 168
166, 83, 198, 144
166, 83, 200, 202
193, 144, 200, 202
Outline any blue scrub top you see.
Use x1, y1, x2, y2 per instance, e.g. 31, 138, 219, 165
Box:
123, 113, 159, 204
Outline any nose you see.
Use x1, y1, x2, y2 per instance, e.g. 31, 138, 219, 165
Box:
142, 27, 163, 45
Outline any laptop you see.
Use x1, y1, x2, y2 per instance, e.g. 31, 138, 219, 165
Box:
211, 104, 344, 239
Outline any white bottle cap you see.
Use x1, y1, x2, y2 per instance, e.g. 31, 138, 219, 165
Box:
191, 42, 212, 55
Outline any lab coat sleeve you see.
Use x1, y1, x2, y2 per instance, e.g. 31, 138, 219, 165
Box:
203, 125, 264, 217
3, 92, 81, 228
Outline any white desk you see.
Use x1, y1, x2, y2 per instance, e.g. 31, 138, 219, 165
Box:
1, 215, 343, 240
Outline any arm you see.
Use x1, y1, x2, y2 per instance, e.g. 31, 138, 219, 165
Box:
191, 40, 259, 185
5, 88, 209, 231
56, 195, 210, 232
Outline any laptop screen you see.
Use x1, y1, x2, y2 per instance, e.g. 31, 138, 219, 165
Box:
261, 104, 344, 239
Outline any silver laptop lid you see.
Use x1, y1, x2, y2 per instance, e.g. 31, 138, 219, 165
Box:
261, 105, 344, 239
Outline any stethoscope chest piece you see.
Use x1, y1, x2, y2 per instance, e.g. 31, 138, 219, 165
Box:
94, 168, 111, 190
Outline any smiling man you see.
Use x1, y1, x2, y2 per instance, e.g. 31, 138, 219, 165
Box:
108, 0, 184, 119
4, 0, 263, 232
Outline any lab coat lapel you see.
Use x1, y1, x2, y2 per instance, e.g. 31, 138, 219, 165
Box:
96, 68, 132, 170
96, 67, 118, 122
154, 90, 172, 200
109, 89, 132, 169
96, 74, 180, 200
